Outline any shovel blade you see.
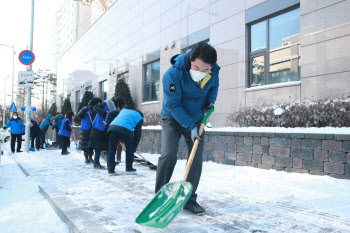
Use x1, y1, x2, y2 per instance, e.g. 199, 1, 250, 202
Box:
135, 181, 193, 228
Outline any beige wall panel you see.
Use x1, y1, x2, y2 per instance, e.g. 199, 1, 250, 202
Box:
210, 0, 245, 25
301, 71, 350, 102
215, 36, 246, 67
210, 11, 245, 46
301, 0, 350, 46
218, 62, 246, 91
245, 85, 301, 108
301, 0, 344, 15
301, 34, 350, 78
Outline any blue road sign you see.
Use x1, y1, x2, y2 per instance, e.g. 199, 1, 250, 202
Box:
21, 107, 36, 112
9, 102, 17, 112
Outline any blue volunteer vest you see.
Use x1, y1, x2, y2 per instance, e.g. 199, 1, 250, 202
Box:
110, 109, 143, 131
80, 106, 93, 130
58, 118, 71, 137
92, 103, 109, 131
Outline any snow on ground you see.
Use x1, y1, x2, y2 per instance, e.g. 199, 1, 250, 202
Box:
0, 152, 69, 233
2, 143, 350, 232
143, 125, 350, 134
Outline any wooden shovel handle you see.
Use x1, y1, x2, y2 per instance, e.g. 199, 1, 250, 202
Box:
72, 128, 77, 144
182, 122, 205, 181
119, 141, 150, 163
87, 111, 93, 124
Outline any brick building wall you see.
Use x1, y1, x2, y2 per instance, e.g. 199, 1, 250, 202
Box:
139, 129, 350, 180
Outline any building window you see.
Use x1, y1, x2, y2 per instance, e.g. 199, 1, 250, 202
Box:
143, 61, 160, 102
99, 80, 107, 101
249, 8, 300, 87
117, 72, 129, 84
75, 90, 80, 111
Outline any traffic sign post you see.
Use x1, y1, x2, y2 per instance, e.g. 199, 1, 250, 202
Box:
18, 50, 35, 65
18, 71, 34, 87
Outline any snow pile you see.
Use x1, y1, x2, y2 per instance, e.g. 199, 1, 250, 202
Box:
0, 155, 69, 233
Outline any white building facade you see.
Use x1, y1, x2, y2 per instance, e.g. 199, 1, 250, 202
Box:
56, 0, 350, 126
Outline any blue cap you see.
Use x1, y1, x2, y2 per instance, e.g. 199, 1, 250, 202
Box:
47, 114, 52, 120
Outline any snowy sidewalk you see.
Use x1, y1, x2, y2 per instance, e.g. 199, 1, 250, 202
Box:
6, 146, 350, 233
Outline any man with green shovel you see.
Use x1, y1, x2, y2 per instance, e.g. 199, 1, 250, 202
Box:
156, 41, 220, 215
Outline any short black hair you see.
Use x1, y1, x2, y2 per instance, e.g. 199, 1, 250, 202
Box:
113, 96, 126, 110
66, 111, 74, 121
189, 41, 217, 68
88, 97, 102, 107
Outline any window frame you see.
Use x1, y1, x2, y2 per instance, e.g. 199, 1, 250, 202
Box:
99, 80, 107, 101
248, 5, 300, 88
142, 60, 160, 103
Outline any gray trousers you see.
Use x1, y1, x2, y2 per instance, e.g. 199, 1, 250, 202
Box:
155, 118, 205, 202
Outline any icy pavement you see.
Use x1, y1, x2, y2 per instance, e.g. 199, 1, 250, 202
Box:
0, 153, 69, 233
2, 144, 350, 233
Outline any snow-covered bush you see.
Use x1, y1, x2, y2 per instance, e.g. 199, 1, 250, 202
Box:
143, 112, 162, 126
225, 97, 350, 128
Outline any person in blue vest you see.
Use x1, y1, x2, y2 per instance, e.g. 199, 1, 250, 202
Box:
30, 120, 41, 151
77, 97, 102, 164
39, 114, 53, 149
52, 113, 64, 149
155, 42, 220, 215
58, 111, 74, 155
88, 97, 118, 169
3, 112, 25, 153
107, 109, 143, 174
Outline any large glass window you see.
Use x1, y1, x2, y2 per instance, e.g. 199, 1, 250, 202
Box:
117, 72, 129, 84
143, 61, 160, 102
75, 90, 80, 111
249, 8, 300, 87
99, 80, 107, 101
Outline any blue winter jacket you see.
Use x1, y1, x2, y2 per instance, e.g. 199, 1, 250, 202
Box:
40, 114, 53, 132
161, 51, 220, 130
58, 118, 71, 137
53, 114, 64, 130
78, 106, 92, 130
92, 103, 109, 131
109, 109, 143, 131
5, 117, 25, 134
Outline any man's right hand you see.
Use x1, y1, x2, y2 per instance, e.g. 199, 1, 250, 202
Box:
191, 127, 201, 143
3, 127, 6, 130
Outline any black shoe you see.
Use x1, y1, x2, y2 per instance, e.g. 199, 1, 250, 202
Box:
183, 201, 205, 215
11, 151, 15, 154
17, 150, 23, 153
115, 161, 120, 166
94, 164, 106, 169
61, 151, 70, 155
125, 168, 136, 172
108, 170, 116, 176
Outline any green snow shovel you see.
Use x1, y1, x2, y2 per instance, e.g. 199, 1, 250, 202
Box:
135, 106, 214, 229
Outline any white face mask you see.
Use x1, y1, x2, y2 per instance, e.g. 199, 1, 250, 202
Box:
189, 69, 207, 82
13, 116, 17, 119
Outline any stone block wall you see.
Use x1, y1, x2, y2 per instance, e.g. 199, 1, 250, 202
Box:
139, 129, 350, 180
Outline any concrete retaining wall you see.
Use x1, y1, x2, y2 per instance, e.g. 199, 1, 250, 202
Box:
139, 129, 350, 180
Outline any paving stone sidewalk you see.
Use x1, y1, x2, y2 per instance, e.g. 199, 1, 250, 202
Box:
11, 150, 350, 233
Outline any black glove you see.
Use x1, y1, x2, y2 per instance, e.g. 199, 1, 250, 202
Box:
22, 132, 25, 135
202, 103, 213, 113
83, 106, 89, 112
3, 127, 6, 130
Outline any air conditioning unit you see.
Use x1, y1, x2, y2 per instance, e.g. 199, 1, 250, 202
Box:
80, 82, 85, 89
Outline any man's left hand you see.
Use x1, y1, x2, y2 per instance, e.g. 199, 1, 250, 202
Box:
202, 103, 213, 113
